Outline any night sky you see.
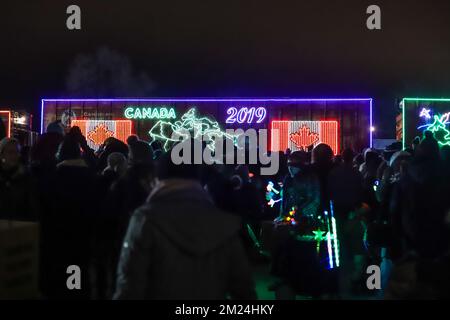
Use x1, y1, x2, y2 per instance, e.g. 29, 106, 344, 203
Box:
1, 0, 450, 138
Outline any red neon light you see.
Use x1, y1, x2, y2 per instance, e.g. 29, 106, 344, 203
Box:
71, 120, 132, 149
271, 120, 339, 155
0, 110, 12, 138
289, 125, 320, 150
87, 123, 115, 146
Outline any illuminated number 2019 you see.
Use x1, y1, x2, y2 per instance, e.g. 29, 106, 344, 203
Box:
226, 107, 267, 124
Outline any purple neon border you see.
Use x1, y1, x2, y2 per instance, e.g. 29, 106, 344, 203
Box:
40, 98, 374, 147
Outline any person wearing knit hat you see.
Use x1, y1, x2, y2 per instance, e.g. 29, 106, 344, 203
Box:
126, 134, 139, 146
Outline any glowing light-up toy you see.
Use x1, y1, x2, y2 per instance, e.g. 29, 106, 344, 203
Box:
266, 181, 282, 208
281, 206, 297, 225
149, 108, 240, 151
323, 201, 340, 269
324, 211, 334, 269
312, 229, 326, 254
330, 200, 340, 267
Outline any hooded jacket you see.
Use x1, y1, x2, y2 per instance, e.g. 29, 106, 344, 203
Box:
113, 179, 256, 300
390, 158, 450, 259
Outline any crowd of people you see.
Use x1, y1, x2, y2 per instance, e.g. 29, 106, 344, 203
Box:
0, 120, 449, 299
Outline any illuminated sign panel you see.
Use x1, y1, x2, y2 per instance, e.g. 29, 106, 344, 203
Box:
271, 120, 339, 155
71, 120, 132, 150
401, 98, 450, 148
41, 98, 372, 151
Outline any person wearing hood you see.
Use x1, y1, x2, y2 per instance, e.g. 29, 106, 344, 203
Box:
0, 137, 39, 221
113, 141, 256, 300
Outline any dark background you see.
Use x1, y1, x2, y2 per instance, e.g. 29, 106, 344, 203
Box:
1, 0, 450, 138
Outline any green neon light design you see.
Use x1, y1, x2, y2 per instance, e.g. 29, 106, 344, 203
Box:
124, 107, 176, 120
403, 98, 450, 102
149, 108, 239, 151
401, 98, 450, 149
312, 229, 327, 242
402, 99, 406, 149
426, 114, 450, 146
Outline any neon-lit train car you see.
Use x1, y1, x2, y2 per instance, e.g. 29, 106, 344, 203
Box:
41, 98, 373, 153
400, 98, 450, 149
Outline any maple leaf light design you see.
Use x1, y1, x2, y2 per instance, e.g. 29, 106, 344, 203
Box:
289, 125, 319, 150
87, 123, 115, 146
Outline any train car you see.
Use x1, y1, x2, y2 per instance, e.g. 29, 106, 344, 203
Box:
41, 98, 373, 152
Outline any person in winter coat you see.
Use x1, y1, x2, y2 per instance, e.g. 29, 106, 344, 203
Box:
113, 145, 256, 300
39, 136, 98, 299
0, 137, 39, 222
94, 152, 128, 299
389, 138, 450, 261
105, 141, 155, 279
279, 150, 320, 220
